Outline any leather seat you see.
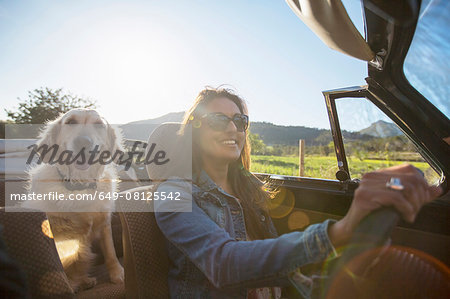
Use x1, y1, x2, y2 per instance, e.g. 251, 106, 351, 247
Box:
118, 122, 192, 298
118, 186, 169, 299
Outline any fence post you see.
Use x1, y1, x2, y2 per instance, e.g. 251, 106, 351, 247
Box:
299, 139, 305, 177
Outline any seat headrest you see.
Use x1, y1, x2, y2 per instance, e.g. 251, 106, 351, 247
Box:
145, 122, 192, 182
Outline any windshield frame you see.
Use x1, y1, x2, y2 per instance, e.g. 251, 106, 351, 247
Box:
362, 0, 450, 192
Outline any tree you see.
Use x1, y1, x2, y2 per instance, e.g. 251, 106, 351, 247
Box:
248, 133, 266, 155
5, 87, 96, 124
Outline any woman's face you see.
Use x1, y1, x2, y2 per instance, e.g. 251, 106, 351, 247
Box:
198, 97, 246, 166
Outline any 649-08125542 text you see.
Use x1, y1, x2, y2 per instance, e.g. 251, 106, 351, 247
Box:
10, 191, 181, 201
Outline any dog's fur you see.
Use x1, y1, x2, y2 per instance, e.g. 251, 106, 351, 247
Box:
25, 109, 124, 292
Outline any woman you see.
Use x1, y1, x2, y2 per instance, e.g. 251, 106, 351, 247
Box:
155, 87, 442, 298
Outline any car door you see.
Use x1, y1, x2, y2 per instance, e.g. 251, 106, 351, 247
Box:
267, 0, 450, 269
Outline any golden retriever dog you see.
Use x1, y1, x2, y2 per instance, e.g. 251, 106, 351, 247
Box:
25, 109, 124, 292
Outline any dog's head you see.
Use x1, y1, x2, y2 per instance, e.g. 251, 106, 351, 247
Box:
36, 108, 124, 180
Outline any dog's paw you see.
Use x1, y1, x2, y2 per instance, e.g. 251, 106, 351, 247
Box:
82, 276, 97, 289
70, 276, 97, 293
109, 264, 124, 284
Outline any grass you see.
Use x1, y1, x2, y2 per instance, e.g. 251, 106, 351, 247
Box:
250, 155, 440, 184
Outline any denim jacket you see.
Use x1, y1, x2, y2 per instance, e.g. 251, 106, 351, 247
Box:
155, 171, 338, 298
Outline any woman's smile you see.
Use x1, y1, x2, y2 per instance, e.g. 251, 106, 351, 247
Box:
220, 139, 237, 145
218, 137, 239, 148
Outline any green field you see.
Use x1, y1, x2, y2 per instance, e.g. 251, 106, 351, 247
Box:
250, 155, 439, 183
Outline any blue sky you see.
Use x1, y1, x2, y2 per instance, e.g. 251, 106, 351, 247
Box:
0, 0, 382, 128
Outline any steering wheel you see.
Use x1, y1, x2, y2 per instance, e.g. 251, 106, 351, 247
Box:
319, 207, 398, 298
319, 207, 449, 299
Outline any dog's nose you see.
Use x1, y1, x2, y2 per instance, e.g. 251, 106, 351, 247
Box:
74, 136, 93, 150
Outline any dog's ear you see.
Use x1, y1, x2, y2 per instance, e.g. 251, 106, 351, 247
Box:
35, 114, 63, 163
107, 123, 125, 163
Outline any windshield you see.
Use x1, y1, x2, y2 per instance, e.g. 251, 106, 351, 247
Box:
403, 0, 450, 118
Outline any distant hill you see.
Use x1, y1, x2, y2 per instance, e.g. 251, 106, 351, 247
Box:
359, 120, 402, 137
120, 112, 374, 145
120, 112, 185, 140
249, 122, 330, 146
125, 111, 185, 125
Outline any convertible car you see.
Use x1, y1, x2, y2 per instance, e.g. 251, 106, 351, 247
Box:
0, 0, 448, 298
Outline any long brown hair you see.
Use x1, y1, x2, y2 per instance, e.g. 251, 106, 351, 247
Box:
181, 87, 275, 240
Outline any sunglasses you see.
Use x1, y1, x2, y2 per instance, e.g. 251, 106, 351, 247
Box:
201, 113, 249, 132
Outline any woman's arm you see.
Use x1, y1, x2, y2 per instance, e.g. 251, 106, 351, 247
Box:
155, 179, 337, 292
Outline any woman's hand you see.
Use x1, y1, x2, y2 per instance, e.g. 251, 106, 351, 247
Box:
329, 164, 442, 247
